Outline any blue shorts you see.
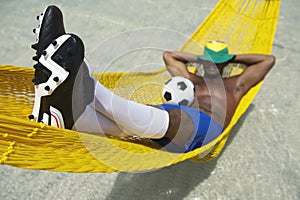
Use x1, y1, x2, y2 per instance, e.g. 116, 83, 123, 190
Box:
152, 104, 223, 153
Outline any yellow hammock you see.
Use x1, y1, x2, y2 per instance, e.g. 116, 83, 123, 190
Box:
0, 0, 280, 172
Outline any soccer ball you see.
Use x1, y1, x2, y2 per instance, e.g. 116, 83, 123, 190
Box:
162, 76, 195, 107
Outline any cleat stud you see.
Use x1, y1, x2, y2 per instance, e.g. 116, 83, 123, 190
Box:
44, 86, 50, 91
28, 115, 35, 120
32, 77, 39, 84
36, 15, 39, 20
33, 63, 42, 70
33, 28, 36, 34
31, 43, 38, 50
32, 55, 39, 61
42, 50, 47, 56
52, 40, 58, 46
53, 77, 59, 82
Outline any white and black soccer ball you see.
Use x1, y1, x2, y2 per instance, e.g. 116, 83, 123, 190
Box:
162, 76, 195, 107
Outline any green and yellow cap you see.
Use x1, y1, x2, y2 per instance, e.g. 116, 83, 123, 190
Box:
198, 40, 234, 64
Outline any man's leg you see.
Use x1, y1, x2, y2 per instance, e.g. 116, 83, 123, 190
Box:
30, 5, 170, 139
72, 66, 170, 138
82, 74, 170, 138
31, 37, 169, 138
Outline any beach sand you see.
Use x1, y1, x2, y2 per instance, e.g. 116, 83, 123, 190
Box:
0, 0, 299, 199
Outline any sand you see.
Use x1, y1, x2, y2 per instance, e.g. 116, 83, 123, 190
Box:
0, 0, 299, 199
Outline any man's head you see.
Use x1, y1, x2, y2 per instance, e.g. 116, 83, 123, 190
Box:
198, 40, 234, 78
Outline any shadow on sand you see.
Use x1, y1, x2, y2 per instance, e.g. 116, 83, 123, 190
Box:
105, 105, 255, 200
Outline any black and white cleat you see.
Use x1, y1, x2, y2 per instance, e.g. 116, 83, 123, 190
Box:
29, 34, 85, 129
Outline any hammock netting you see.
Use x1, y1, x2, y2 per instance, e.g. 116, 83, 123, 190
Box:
0, 0, 280, 172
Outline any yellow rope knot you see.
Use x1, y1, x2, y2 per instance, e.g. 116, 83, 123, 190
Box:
27, 127, 39, 138
9, 141, 16, 147
39, 123, 46, 129
0, 141, 16, 164
0, 156, 8, 164
2, 133, 9, 138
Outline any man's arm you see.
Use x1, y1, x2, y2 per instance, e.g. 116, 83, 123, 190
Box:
233, 54, 276, 96
163, 51, 200, 84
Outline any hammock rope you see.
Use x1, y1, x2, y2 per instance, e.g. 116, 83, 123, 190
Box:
0, 0, 280, 172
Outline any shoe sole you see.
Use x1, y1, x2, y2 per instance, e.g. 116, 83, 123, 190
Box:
29, 34, 84, 129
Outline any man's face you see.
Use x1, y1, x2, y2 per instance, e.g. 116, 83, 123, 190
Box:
203, 60, 227, 79
203, 60, 220, 78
